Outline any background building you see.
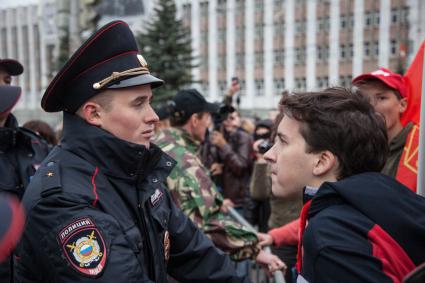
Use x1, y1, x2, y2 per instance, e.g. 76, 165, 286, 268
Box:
180, 0, 425, 110
1, 0, 424, 123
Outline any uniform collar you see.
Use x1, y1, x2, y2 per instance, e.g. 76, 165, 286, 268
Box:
0, 114, 31, 152
61, 112, 175, 181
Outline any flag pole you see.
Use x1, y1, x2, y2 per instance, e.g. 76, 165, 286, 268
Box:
417, 46, 425, 196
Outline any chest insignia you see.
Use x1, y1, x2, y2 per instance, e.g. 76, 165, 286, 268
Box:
150, 188, 163, 207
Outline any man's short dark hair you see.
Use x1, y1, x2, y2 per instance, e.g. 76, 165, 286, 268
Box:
170, 112, 205, 127
280, 87, 388, 179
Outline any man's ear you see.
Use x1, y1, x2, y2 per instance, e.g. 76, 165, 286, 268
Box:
79, 102, 102, 127
399, 97, 407, 114
312, 150, 338, 177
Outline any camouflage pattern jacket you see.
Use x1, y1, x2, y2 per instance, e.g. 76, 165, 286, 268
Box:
155, 128, 259, 261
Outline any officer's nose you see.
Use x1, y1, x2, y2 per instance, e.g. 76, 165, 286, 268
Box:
145, 104, 159, 123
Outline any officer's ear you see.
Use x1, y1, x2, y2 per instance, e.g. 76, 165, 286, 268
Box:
77, 101, 103, 127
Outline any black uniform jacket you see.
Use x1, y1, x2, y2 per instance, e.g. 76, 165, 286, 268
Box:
0, 114, 49, 199
299, 173, 425, 283
0, 114, 49, 283
15, 113, 247, 283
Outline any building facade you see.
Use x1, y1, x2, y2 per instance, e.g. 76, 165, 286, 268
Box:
180, 0, 425, 109
1, 0, 424, 116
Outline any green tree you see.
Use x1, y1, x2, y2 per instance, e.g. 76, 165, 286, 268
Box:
137, 0, 196, 105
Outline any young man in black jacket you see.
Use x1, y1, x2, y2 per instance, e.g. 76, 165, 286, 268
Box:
14, 21, 249, 283
263, 87, 425, 282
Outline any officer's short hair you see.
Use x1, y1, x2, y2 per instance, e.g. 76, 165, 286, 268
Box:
75, 90, 114, 117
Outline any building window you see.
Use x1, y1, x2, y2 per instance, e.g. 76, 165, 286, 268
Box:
340, 15, 347, 29
373, 41, 379, 58
390, 39, 397, 56
274, 78, 285, 94
348, 43, 353, 58
255, 51, 264, 67
391, 8, 398, 24
365, 12, 372, 27
255, 79, 264, 95
274, 49, 284, 66
374, 12, 380, 26
340, 44, 346, 59
364, 42, 370, 58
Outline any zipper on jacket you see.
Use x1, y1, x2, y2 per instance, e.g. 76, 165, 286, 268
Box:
136, 185, 156, 280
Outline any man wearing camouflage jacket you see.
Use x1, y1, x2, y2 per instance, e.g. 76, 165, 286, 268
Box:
154, 89, 284, 270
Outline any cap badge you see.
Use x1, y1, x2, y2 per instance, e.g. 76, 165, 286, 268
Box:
371, 70, 390, 77
137, 54, 148, 68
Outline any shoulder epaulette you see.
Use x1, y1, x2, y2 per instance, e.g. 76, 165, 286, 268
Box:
40, 161, 62, 197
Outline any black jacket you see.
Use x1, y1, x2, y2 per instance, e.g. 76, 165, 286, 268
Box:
0, 114, 49, 199
299, 173, 425, 283
15, 113, 247, 283
0, 114, 49, 283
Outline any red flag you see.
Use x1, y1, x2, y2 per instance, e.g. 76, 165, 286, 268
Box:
401, 41, 424, 125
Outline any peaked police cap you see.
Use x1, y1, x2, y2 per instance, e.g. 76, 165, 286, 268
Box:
41, 20, 164, 113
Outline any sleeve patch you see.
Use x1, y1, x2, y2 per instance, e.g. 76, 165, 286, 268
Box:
58, 217, 107, 277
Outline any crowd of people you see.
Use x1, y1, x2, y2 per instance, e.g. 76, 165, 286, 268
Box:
0, 19, 424, 283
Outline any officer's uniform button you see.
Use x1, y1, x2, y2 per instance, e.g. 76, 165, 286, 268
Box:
166, 161, 172, 167
47, 161, 55, 167
152, 178, 158, 183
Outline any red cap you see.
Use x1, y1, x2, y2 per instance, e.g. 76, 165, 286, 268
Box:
352, 68, 407, 98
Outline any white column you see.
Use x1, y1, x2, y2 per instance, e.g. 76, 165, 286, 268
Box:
284, 0, 295, 91
5, 9, 13, 60
27, 6, 37, 110
16, 7, 27, 109
191, 0, 201, 89
407, 0, 418, 64
208, 0, 218, 100
378, 0, 391, 67
0, 10, 4, 58
244, 0, 255, 108
226, 0, 236, 84
407, 0, 425, 64
306, 0, 316, 90
329, 0, 339, 85
263, 0, 274, 105
352, 0, 364, 77
175, 0, 183, 19
39, 1, 48, 91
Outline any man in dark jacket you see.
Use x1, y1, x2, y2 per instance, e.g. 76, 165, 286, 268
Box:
209, 111, 253, 213
0, 61, 49, 283
263, 87, 425, 282
14, 21, 248, 283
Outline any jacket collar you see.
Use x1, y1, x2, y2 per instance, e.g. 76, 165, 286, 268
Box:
60, 112, 175, 181
0, 114, 32, 152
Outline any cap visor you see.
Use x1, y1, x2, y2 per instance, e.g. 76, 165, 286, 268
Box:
107, 74, 164, 89
204, 102, 220, 113
0, 60, 24, 76
0, 86, 21, 114
352, 74, 397, 90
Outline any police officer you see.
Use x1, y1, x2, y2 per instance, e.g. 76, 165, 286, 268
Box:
0, 60, 49, 282
14, 21, 248, 282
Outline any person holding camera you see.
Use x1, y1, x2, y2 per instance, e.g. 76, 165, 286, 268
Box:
209, 110, 254, 221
